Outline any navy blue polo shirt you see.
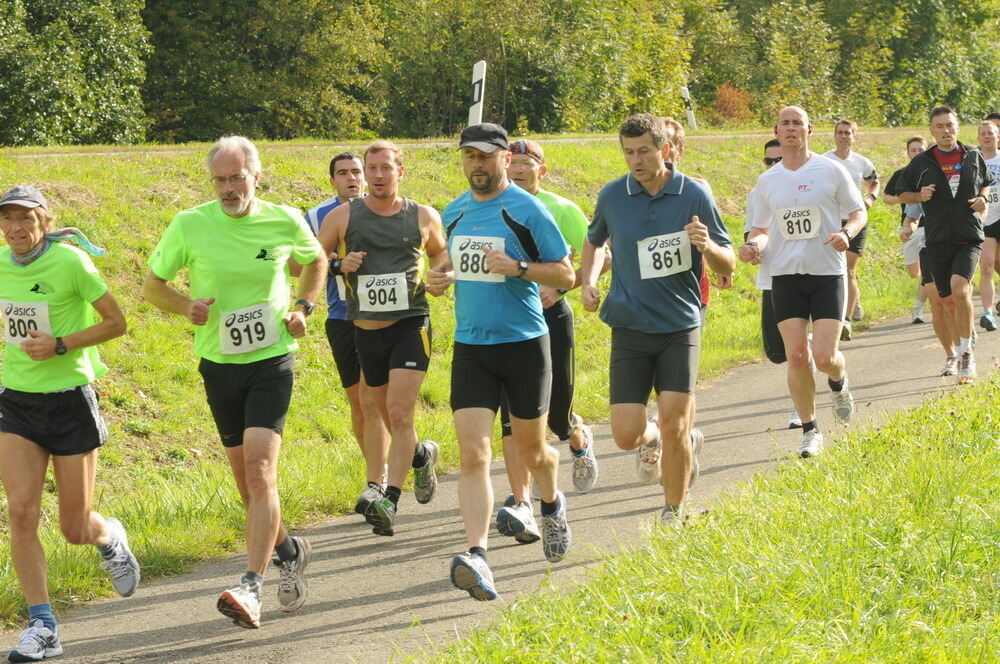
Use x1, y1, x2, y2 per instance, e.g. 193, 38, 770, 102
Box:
588, 164, 731, 334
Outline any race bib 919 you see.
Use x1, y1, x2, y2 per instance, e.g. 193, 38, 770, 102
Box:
358, 272, 408, 312
776, 206, 821, 240
220, 302, 279, 354
452, 235, 505, 282
1, 300, 52, 345
637, 231, 691, 279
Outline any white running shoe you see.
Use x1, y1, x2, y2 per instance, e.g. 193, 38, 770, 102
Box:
413, 440, 440, 504
217, 583, 261, 629
495, 500, 541, 543
450, 552, 499, 601
274, 535, 310, 613
941, 355, 958, 376
7, 620, 62, 663
636, 423, 662, 485
831, 377, 854, 425
540, 491, 571, 562
659, 504, 684, 527
571, 424, 598, 493
798, 430, 824, 458
787, 407, 803, 429
840, 319, 852, 341
852, 302, 864, 321
100, 517, 140, 597
911, 303, 925, 324
958, 351, 976, 384
689, 428, 704, 488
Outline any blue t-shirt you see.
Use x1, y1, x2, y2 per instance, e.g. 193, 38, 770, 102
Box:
442, 184, 569, 344
588, 164, 731, 334
305, 195, 346, 320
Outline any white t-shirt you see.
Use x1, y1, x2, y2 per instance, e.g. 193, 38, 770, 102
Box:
751, 154, 865, 277
983, 152, 1000, 226
822, 150, 877, 193
745, 187, 772, 290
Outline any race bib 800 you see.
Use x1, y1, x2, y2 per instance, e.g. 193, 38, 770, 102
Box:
220, 302, 279, 354
358, 272, 408, 312
637, 231, 691, 279
1, 300, 52, 345
451, 235, 505, 282
776, 206, 821, 241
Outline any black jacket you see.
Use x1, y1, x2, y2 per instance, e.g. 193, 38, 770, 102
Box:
897, 142, 992, 245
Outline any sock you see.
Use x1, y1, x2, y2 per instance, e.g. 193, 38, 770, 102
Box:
802, 420, 818, 434
828, 377, 845, 392
540, 496, 560, 516
663, 504, 682, 518
273, 536, 298, 563
240, 571, 264, 598
385, 485, 402, 506
959, 337, 971, 354
411, 442, 428, 468
366, 480, 381, 490
97, 531, 119, 560
28, 603, 56, 632
571, 445, 587, 457
469, 546, 487, 562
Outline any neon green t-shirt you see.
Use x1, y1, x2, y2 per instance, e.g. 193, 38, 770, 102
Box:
536, 189, 588, 253
147, 199, 322, 364
0, 243, 109, 392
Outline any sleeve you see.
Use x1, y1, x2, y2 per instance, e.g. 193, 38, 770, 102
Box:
751, 175, 774, 229
978, 154, 994, 189
74, 253, 110, 304
834, 164, 866, 218
530, 204, 570, 263
288, 209, 323, 264
884, 170, 901, 197
698, 187, 731, 246
743, 189, 757, 235
586, 189, 610, 246
904, 203, 924, 218
896, 161, 918, 193
304, 206, 320, 236
863, 157, 878, 180
557, 200, 589, 254
147, 216, 190, 281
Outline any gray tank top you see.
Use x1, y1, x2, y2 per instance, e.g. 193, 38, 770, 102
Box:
344, 197, 428, 321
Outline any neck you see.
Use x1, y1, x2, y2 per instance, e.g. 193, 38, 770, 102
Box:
982, 146, 998, 159
223, 198, 257, 218
781, 145, 811, 170
365, 193, 403, 213
472, 178, 510, 202
641, 164, 671, 196
834, 147, 852, 158
10, 239, 49, 266
937, 142, 958, 152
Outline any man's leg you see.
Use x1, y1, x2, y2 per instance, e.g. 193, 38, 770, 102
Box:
225, 429, 284, 576
609, 404, 659, 451
926, 283, 957, 357
358, 381, 390, 485
978, 238, 997, 327
454, 408, 496, 552
655, 390, 694, 509
509, 413, 559, 504
951, 275, 975, 340
499, 392, 531, 504
778, 317, 815, 424
845, 250, 862, 320
0, 434, 51, 607
51, 449, 109, 547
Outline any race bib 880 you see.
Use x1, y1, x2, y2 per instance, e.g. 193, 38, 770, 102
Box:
451, 235, 505, 282
637, 231, 691, 279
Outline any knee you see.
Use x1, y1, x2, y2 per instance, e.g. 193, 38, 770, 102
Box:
386, 406, 414, 433
813, 352, 836, 373
612, 423, 647, 450
459, 440, 491, 471
59, 520, 91, 546
657, 416, 688, 447
243, 458, 277, 495
786, 348, 811, 368
941, 295, 956, 312
6, 502, 40, 536
515, 442, 547, 469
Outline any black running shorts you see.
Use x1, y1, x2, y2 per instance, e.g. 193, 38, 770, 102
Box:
843, 221, 868, 256
198, 352, 295, 447
354, 315, 431, 388
919, 247, 934, 286
926, 243, 981, 298
985, 223, 1000, 241
761, 290, 786, 364
451, 335, 551, 419
325, 318, 361, 389
0, 385, 107, 456
609, 326, 700, 403
770, 274, 846, 323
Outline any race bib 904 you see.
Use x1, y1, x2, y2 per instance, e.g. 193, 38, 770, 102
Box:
358, 272, 408, 312
452, 235, 505, 282
637, 231, 691, 279
776, 206, 821, 241
220, 302, 279, 354
1, 300, 53, 345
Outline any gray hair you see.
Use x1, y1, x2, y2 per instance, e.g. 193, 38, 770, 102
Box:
207, 135, 262, 174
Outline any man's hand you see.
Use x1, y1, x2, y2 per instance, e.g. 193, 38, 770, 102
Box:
21, 330, 57, 361
581, 284, 601, 312
717, 273, 733, 289
918, 184, 936, 202
283, 310, 307, 338
484, 249, 519, 276
340, 251, 367, 273
900, 219, 917, 242
824, 230, 850, 252
685, 215, 710, 252
968, 195, 987, 213
426, 267, 455, 296
738, 243, 759, 263
188, 297, 215, 325
539, 286, 562, 308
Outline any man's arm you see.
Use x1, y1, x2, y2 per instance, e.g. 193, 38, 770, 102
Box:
580, 239, 606, 312
144, 271, 214, 324
483, 251, 574, 290
685, 215, 734, 276
21, 291, 127, 361
419, 204, 450, 272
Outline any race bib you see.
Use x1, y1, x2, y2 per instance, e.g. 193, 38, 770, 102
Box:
988, 183, 1000, 206
637, 231, 691, 280
1, 300, 52, 345
949, 174, 960, 197
452, 235, 505, 283
220, 302, 279, 354
335, 275, 347, 302
358, 272, 408, 312
776, 206, 821, 240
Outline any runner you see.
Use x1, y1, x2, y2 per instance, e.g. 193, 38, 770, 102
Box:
975, 122, 1000, 331
823, 120, 879, 340
429, 123, 576, 600
0, 186, 138, 662
741, 106, 866, 458
744, 138, 806, 428
883, 136, 930, 324
144, 136, 327, 628
304, 152, 391, 517
895, 106, 993, 384
317, 140, 446, 537
493, 139, 599, 545
580, 113, 734, 523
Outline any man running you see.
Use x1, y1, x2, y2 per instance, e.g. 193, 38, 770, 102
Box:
741, 106, 866, 458
823, 120, 879, 339
318, 140, 446, 537
304, 152, 391, 517
429, 123, 575, 600
1, 186, 138, 661
580, 113, 734, 524
895, 106, 993, 384
145, 136, 327, 628
884, 136, 930, 324
975, 122, 1000, 331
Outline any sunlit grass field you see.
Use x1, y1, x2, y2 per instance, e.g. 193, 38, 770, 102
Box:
0, 126, 937, 623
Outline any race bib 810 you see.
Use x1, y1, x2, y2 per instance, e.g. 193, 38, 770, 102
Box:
637, 231, 691, 279
776, 206, 821, 240
220, 302, 279, 354
451, 235, 505, 282
1, 300, 52, 345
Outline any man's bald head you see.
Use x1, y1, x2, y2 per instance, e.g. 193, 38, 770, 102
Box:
777, 106, 809, 126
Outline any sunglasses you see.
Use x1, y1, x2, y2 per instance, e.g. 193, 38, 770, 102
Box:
763, 157, 783, 166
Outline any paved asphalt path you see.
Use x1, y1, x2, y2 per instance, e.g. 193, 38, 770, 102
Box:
4, 313, 996, 663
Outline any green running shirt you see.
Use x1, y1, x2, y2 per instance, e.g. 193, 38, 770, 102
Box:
535, 189, 588, 253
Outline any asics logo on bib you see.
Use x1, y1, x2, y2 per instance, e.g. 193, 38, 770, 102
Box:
5, 303, 37, 317
225, 309, 264, 327
29, 282, 54, 294
647, 236, 683, 251
783, 209, 810, 221
457, 238, 497, 252
255, 247, 278, 261
365, 275, 400, 288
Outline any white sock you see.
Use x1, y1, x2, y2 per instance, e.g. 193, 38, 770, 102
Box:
958, 337, 971, 354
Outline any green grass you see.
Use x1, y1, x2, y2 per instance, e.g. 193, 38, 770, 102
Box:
0, 127, 944, 625
433, 374, 1000, 663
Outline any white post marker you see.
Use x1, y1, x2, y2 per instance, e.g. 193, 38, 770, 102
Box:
680, 86, 697, 132
468, 60, 487, 126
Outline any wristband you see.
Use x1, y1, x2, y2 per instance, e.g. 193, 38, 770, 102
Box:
840, 228, 852, 241
328, 257, 343, 277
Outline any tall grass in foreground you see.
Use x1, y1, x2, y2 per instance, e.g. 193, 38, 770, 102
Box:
433, 377, 1000, 663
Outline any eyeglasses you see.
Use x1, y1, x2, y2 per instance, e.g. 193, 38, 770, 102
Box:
210, 173, 251, 186
763, 157, 782, 166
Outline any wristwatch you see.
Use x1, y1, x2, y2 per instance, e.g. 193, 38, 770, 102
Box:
294, 299, 315, 316
55, 337, 67, 355
517, 260, 529, 278
840, 228, 852, 241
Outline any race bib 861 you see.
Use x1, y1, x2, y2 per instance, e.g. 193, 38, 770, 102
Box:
451, 235, 505, 282
637, 231, 691, 279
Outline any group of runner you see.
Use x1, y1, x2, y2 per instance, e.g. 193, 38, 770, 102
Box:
0, 105, 993, 659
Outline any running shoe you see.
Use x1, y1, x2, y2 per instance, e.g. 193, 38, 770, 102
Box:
852, 302, 864, 321
450, 552, 499, 601
911, 302, 925, 324
688, 428, 704, 488
831, 377, 854, 425
273, 535, 311, 613
366, 496, 397, 536
7, 620, 62, 663
636, 422, 662, 485
941, 355, 958, 376
840, 319, 852, 341
571, 424, 598, 493
798, 430, 824, 458
217, 583, 261, 629
787, 407, 803, 429
980, 311, 997, 332
354, 483, 383, 518
995, 294, 1000, 316
958, 351, 977, 384
540, 491, 571, 562
659, 504, 683, 527
100, 517, 140, 597
495, 500, 541, 544
413, 440, 440, 504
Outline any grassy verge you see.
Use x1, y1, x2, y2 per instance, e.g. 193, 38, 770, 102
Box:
433, 375, 1000, 663
0, 127, 938, 624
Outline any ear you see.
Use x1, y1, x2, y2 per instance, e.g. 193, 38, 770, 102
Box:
773, 125, 778, 136
539, 162, 548, 179
807, 125, 813, 135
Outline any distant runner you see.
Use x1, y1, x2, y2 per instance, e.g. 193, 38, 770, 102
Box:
975, 122, 1000, 332
883, 136, 930, 324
